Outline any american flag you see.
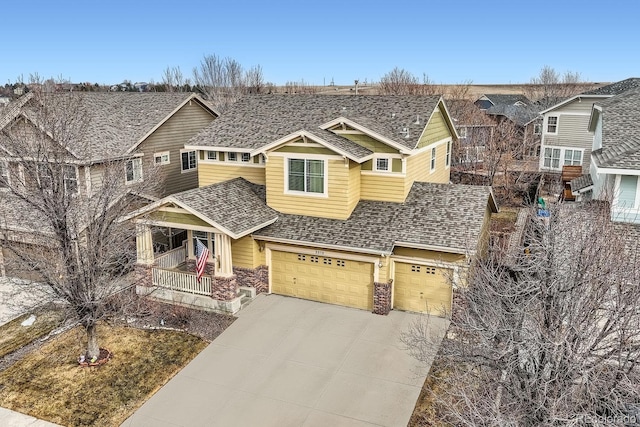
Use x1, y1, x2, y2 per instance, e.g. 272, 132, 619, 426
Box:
195, 239, 209, 283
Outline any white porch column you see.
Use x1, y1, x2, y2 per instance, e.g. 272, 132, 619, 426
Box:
214, 233, 233, 277
136, 223, 154, 265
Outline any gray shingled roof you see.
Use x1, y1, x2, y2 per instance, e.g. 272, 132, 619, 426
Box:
481, 94, 532, 107
394, 182, 493, 252
253, 200, 399, 253
3, 92, 205, 161
485, 104, 541, 126
171, 177, 278, 237
583, 78, 640, 95
254, 182, 493, 254
591, 87, 640, 170
187, 95, 443, 158
570, 175, 593, 192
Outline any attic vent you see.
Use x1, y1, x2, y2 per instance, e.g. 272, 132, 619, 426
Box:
401, 127, 410, 138
414, 115, 420, 124
342, 106, 346, 110
392, 113, 396, 119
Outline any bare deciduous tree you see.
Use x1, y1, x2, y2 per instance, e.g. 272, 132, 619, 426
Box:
192, 54, 246, 112
245, 65, 265, 94
160, 66, 191, 92
525, 66, 596, 110
0, 88, 160, 361
378, 67, 439, 95
403, 201, 640, 426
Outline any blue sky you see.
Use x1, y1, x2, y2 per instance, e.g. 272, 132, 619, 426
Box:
1, 0, 638, 86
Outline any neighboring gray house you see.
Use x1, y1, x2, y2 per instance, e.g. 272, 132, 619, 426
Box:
474, 94, 542, 162
539, 78, 640, 173
577, 87, 640, 224
474, 94, 532, 111
0, 92, 218, 278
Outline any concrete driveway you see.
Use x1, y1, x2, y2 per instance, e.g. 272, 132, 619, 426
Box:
123, 294, 448, 427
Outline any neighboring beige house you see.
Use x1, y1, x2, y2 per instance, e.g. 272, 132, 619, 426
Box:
124, 95, 497, 317
0, 92, 218, 278
539, 78, 640, 173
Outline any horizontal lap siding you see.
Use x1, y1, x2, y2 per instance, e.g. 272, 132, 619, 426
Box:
198, 163, 266, 186
89, 164, 106, 194
553, 115, 593, 148
232, 235, 257, 269
406, 145, 450, 189
266, 157, 354, 219
360, 174, 406, 202
139, 102, 216, 196
418, 107, 452, 148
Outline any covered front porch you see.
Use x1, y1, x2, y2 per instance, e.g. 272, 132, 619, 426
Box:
135, 223, 252, 314
122, 179, 278, 313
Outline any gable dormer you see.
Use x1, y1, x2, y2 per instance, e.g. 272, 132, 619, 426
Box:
264, 134, 361, 220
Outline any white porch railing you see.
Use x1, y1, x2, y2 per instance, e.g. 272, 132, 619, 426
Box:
154, 245, 186, 269
152, 268, 211, 296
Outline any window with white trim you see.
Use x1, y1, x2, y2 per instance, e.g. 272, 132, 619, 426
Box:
241, 153, 251, 162
125, 158, 143, 183
37, 163, 53, 189
543, 147, 583, 170
533, 124, 542, 135
63, 165, 78, 193
181, 150, 197, 172
430, 147, 436, 171
192, 230, 213, 258
547, 116, 558, 133
227, 152, 237, 162
375, 158, 390, 172
446, 141, 451, 167
563, 149, 582, 166
206, 151, 217, 161
154, 151, 170, 165
287, 158, 325, 194
543, 147, 561, 169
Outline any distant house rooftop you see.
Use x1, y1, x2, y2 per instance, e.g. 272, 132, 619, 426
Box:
583, 77, 640, 96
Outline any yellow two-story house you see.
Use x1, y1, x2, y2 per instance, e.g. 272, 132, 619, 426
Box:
126, 95, 497, 316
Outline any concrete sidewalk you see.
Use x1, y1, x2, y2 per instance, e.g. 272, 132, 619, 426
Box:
123, 294, 448, 427
0, 407, 62, 427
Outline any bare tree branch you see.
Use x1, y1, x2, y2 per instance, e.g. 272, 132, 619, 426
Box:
403, 201, 640, 425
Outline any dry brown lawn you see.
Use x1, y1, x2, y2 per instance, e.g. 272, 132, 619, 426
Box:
0, 323, 208, 426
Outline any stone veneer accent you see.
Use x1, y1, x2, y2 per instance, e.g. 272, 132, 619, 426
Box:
373, 281, 392, 315
185, 259, 238, 301
135, 264, 153, 288
184, 259, 215, 276
212, 275, 238, 301
233, 265, 269, 294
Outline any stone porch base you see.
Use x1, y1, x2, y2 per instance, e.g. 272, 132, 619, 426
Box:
136, 285, 243, 314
